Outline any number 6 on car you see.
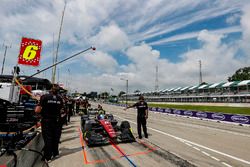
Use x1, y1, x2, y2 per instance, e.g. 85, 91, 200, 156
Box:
18, 37, 42, 66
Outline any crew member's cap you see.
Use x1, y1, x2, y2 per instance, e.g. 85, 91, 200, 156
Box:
139, 95, 144, 100
51, 84, 60, 93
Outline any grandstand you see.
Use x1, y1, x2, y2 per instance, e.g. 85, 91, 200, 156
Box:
121, 80, 250, 103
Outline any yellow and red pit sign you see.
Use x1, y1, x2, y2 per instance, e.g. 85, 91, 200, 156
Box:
18, 37, 42, 66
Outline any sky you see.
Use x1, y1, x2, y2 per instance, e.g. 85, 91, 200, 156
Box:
0, 0, 250, 94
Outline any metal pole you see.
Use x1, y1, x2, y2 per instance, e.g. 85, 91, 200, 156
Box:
52, 3, 67, 84
1, 44, 11, 75
57, 68, 59, 84
51, 33, 55, 81
199, 60, 202, 84
1, 46, 8, 75
155, 65, 159, 92
68, 69, 70, 91
126, 79, 128, 107
22, 46, 94, 81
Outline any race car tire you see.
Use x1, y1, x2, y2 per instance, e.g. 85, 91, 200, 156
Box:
84, 123, 92, 132
120, 121, 131, 129
81, 115, 89, 128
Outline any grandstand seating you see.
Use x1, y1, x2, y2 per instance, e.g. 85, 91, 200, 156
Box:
121, 80, 250, 103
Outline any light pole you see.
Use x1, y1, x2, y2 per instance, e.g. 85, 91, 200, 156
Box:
67, 68, 71, 92
1, 44, 11, 75
199, 60, 202, 85
121, 78, 128, 107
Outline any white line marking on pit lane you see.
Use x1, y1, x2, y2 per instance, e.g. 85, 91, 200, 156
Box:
184, 142, 216, 162
222, 162, 233, 167
183, 142, 231, 167
114, 115, 250, 166
201, 151, 210, 157
211, 156, 220, 161
184, 142, 192, 147
151, 118, 250, 138
192, 147, 201, 151
184, 142, 228, 165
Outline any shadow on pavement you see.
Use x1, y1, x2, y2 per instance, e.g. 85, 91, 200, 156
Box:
58, 146, 83, 158
60, 136, 79, 143
62, 129, 76, 134
62, 125, 78, 130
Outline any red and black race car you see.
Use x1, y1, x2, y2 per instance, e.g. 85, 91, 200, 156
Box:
81, 109, 135, 146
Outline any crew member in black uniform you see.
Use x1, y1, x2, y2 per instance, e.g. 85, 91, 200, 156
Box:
0, 100, 7, 123
35, 85, 63, 162
67, 98, 73, 122
97, 104, 106, 115
76, 99, 80, 114
125, 95, 148, 139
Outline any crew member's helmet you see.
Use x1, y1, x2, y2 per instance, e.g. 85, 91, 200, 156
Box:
98, 114, 105, 120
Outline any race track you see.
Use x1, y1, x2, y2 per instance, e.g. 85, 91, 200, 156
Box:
46, 102, 250, 167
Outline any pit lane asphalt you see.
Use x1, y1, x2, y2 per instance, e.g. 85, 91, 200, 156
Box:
38, 102, 250, 167
100, 103, 250, 167
41, 105, 186, 167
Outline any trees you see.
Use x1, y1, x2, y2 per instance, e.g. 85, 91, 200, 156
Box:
228, 67, 250, 81
99, 92, 109, 99
118, 91, 126, 97
134, 90, 140, 93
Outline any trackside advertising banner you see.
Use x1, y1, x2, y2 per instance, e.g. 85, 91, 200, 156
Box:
111, 103, 250, 125
150, 107, 250, 125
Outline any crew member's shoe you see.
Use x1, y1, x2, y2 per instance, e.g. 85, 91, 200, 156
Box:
53, 154, 60, 159
42, 157, 51, 162
53, 152, 60, 159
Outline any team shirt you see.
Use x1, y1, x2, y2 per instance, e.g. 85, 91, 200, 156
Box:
132, 101, 148, 118
39, 93, 63, 119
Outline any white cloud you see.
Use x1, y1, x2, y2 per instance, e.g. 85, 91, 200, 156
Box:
1, 0, 250, 94
226, 13, 241, 25
90, 23, 130, 51
59, 73, 129, 94
113, 30, 246, 92
134, 0, 245, 42
83, 51, 118, 73
148, 26, 242, 46
178, 30, 241, 83
197, 30, 223, 47
240, 4, 250, 55
126, 43, 159, 67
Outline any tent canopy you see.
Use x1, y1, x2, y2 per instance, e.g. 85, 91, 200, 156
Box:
238, 80, 250, 86
189, 85, 199, 90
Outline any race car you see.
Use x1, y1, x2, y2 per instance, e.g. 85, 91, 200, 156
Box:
81, 108, 135, 146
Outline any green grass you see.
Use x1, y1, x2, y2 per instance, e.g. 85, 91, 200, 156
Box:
148, 103, 250, 115
120, 101, 250, 115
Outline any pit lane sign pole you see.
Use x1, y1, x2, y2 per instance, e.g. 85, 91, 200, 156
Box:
22, 46, 96, 81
